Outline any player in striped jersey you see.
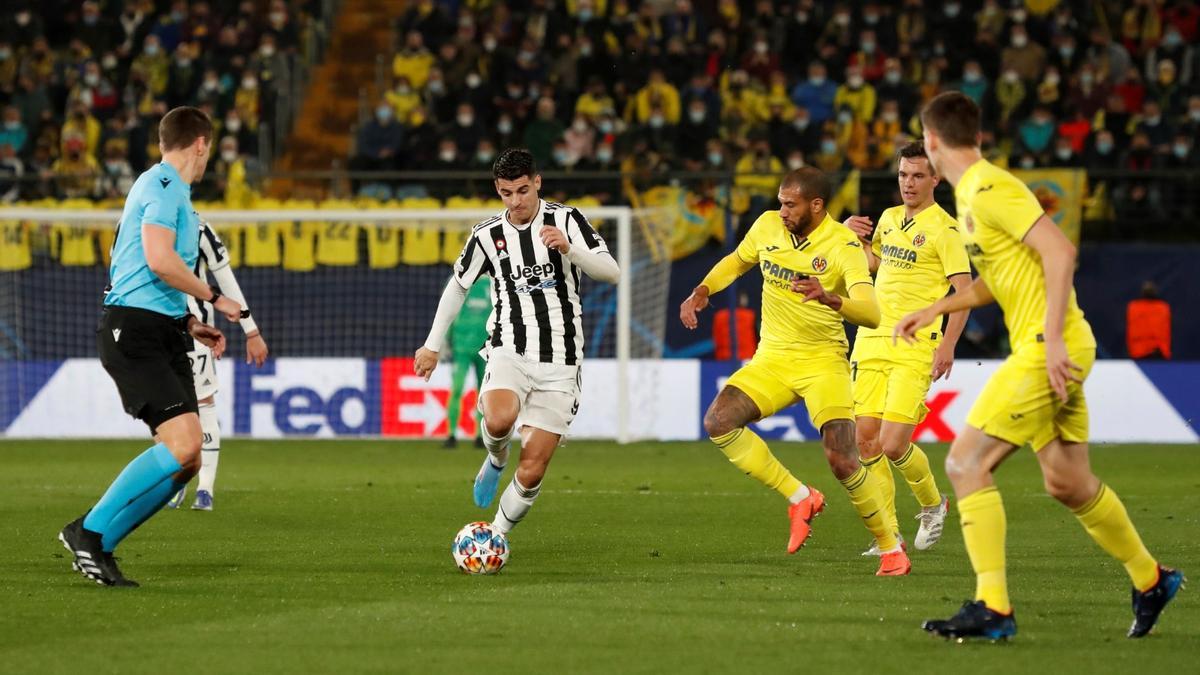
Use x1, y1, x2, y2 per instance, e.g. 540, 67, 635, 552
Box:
416, 148, 620, 537
166, 220, 268, 511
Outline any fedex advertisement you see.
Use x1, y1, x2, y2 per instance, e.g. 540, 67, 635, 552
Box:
2, 358, 1197, 443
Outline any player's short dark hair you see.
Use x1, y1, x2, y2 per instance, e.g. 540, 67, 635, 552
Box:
780, 167, 832, 204
896, 140, 934, 169
159, 106, 213, 152
921, 92, 981, 149
493, 148, 537, 181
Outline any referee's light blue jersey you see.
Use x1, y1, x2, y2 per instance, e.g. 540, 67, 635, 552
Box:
103, 162, 200, 318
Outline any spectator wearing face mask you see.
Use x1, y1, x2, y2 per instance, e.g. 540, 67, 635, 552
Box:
563, 115, 596, 165
445, 102, 485, 158
263, 0, 299, 51
384, 77, 421, 126
995, 68, 1027, 127
681, 98, 715, 163
1001, 24, 1046, 82
740, 32, 778, 85
1135, 100, 1174, 151
1047, 137, 1080, 167
1084, 129, 1120, 170
151, 1, 188, 53
628, 69, 681, 125
1068, 64, 1111, 118
1164, 133, 1198, 169
1018, 106, 1057, 157
0, 106, 29, 155
1182, 95, 1200, 138
875, 58, 916, 119
575, 78, 615, 122
61, 104, 101, 159
636, 104, 677, 155
834, 65, 876, 123
0, 142, 22, 203
469, 138, 498, 172
167, 43, 201, 109
1147, 59, 1185, 114
523, 97, 565, 168
955, 61, 989, 106
1057, 107, 1092, 154
790, 61, 837, 125
132, 35, 171, 96
812, 131, 848, 173
848, 29, 888, 82
352, 103, 406, 174
393, 31, 435, 90
53, 135, 101, 199
98, 139, 135, 198
234, 71, 261, 131
76, 1, 114, 56
1145, 26, 1193, 85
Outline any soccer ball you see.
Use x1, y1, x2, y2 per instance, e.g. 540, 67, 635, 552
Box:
452, 521, 509, 575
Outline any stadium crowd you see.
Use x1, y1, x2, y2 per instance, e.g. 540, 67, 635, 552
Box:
351, 0, 1200, 187
0, 0, 319, 203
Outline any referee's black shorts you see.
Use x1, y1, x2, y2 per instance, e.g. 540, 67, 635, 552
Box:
97, 306, 198, 433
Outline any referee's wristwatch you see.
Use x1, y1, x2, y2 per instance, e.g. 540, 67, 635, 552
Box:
208, 285, 222, 304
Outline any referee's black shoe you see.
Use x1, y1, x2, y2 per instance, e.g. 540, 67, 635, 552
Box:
442, 436, 457, 449
58, 515, 139, 587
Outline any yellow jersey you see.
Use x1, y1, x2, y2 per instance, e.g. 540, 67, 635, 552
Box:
0, 220, 32, 271
859, 203, 971, 339
955, 159, 1094, 356
737, 212, 872, 356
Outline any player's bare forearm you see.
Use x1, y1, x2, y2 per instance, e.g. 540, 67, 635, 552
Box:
934, 275, 994, 315
698, 253, 755, 296
941, 273, 973, 349
1023, 217, 1075, 341
143, 224, 212, 300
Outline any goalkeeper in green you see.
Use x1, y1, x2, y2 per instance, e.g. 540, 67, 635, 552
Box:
443, 277, 492, 449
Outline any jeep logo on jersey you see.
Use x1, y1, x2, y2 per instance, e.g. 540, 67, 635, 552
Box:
913, 233, 926, 248
811, 256, 827, 273
509, 262, 557, 281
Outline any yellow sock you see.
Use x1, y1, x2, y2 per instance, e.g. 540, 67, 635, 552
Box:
860, 453, 899, 536
959, 487, 1010, 614
893, 443, 942, 509
838, 465, 898, 551
712, 428, 802, 499
1073, 484, 1159, 591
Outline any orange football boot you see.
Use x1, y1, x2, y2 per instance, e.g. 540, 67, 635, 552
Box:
786, 488, 825, 553
876, 547, 912, 576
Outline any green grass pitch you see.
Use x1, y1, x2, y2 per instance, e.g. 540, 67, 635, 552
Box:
1, 440, 1196, 673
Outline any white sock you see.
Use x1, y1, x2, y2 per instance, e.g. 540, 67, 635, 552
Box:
788, 484, 811, 504
493, 477, 540, 534
196, 402, 220, 494
481, 424, 511, 468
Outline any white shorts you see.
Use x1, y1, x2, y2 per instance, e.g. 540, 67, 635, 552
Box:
479, 348, 581, 436
188, 340, 218, 400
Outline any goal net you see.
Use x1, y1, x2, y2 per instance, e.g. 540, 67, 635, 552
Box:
0, 204, 671, 442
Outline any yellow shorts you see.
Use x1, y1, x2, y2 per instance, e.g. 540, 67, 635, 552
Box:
725, 349, 853, 430
850, 336, 934, 425
966, 345, 1096, 451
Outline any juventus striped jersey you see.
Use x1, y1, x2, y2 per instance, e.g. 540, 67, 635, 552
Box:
452, 200, 608, 366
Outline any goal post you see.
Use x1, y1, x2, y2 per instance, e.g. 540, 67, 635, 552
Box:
0, 205, 670, 442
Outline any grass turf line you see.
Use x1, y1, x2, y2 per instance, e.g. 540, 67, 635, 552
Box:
1, 440, 1196, 673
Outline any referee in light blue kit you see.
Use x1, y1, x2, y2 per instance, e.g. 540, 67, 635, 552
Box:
58, 107, 243, 587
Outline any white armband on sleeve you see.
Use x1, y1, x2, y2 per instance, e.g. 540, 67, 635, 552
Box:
423, 280, 470, 352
